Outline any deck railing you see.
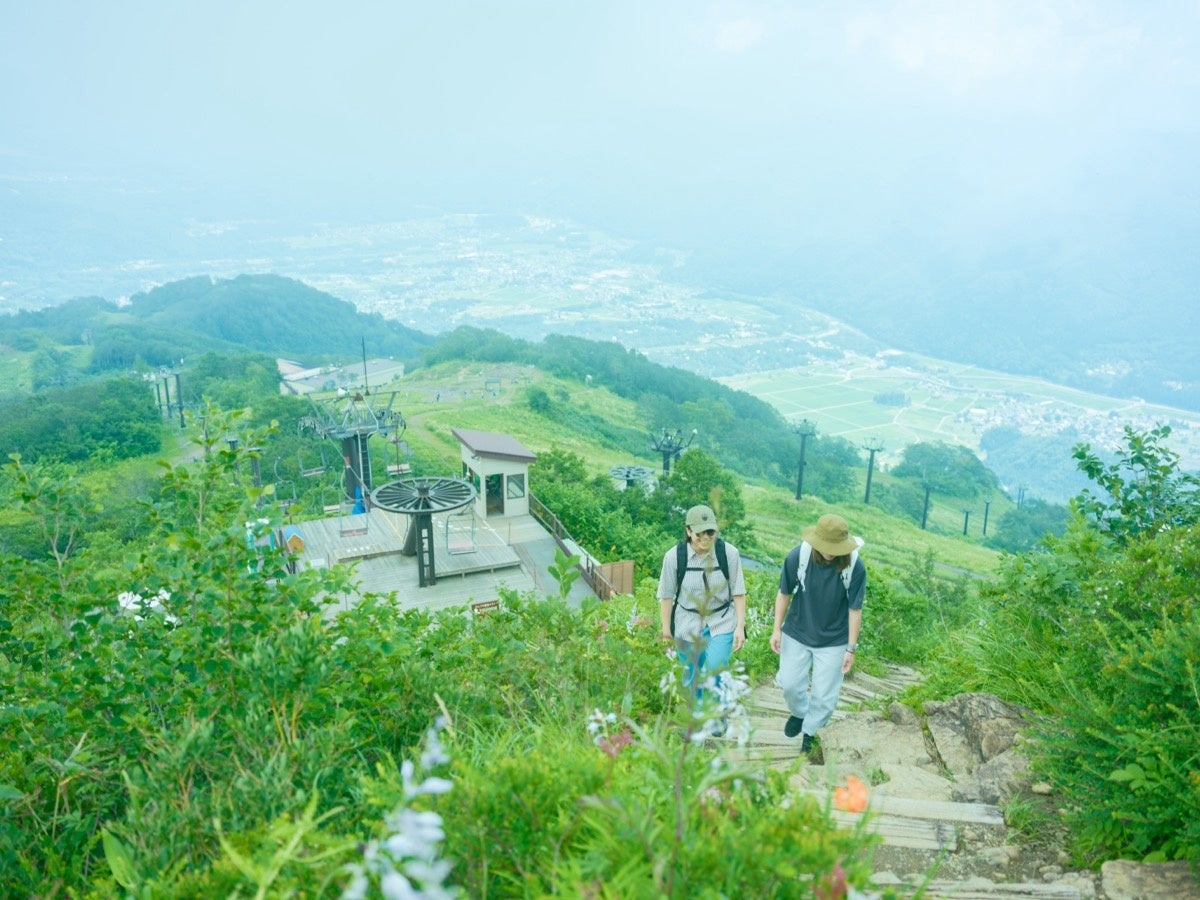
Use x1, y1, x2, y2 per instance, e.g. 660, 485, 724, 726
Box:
528, 494, 620, 600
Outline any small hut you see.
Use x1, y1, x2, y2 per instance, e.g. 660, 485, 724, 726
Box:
451, 428, 536, 520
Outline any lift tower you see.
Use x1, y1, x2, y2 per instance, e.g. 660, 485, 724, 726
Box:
300, 390, 405, 505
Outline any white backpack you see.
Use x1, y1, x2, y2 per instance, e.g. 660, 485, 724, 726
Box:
794, 537, 863, 595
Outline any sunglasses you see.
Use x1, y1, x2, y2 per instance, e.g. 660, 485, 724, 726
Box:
693, 529, 717, 537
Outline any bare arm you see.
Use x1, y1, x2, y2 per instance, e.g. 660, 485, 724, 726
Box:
659, 596, 674, 641
732, 594, 747, 652
769, 591, 790, 654
842, 607, 863, 674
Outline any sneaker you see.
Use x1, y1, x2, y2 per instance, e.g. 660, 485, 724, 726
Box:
784, 715, 804, 738
801, 733, 814, 754
711, 718, 728, 738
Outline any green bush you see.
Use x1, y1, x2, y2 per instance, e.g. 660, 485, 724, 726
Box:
919, 521, 1105, 707
443, 728, 609, 896
863, 550, 983, 670
554, 720, 882, 897
922, 427, 1200, 863
1029, 525, 1200, 863
3, 415, 887, 897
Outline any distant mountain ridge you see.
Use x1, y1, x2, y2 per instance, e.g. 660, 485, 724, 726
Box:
0, 274, 432, 387
122, 274, 432, 360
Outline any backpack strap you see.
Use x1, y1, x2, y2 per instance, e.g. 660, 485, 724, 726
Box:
674, 538, 731, 599
793, 541, 814, 595
843, 537, 864, 592
794, 539, 862, 596
672, 537, 734, 625
674, 539, 688, 601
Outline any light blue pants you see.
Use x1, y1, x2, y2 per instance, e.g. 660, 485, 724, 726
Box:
776, 635, 847, 737
677, 627, 734, 694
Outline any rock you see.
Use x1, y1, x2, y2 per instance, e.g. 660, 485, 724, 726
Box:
888, 701, 919, 726
979, 845, 1020, 865
951, 746, 1031, 804
747, 677, 1136, 896
925, 692, 1031, 764
1101, 859, 1200, 899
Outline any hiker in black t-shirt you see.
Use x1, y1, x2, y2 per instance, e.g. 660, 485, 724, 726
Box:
770, 513, 867, 754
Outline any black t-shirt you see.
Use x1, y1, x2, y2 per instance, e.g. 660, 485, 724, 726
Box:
778, 546, 866, 647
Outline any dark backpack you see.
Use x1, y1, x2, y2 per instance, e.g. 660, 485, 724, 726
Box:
670, 538, 733, 636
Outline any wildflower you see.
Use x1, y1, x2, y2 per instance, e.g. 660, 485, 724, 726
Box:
625, 609, 653, 634
700, 786, 724, 806
344, 716, 458, 899
401, 759, 452, 799
420, 717, 450, 769
833, 775, 869, 813
597, 729, 632, 759
814, 860, 848, 900
586, 709, 617, 739
383, 809, 445, 858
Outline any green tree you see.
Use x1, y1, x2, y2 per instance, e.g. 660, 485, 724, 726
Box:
984, 498, 1070, 553
805, 434, 859, 502
652, 449, 749, 543
526, 386, 552, 413
892, 441, 999, 499
1072, 423, 1200, 544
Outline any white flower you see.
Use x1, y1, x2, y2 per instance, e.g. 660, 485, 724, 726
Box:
342, 868, 368, 900
420, 718, 450, 768
405, 858, 453, 885
418, 776, 453, 796
380, 869, 416, 900
345, 716, 457, 898
585, 708, 611, 735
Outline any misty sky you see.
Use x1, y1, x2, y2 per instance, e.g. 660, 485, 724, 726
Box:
3, 1, 1199, 300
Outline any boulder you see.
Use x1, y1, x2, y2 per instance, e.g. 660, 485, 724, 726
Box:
1101, 859, 1200, 899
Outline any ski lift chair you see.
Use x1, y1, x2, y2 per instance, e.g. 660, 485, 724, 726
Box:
445, 505, 477, 554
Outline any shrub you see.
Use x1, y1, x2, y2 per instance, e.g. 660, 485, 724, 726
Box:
1, 408, 896, 897
1029, 525, 1200, 863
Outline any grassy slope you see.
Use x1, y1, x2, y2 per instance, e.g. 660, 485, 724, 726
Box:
24, 355, 1001, 589
381, 360, 1002, 581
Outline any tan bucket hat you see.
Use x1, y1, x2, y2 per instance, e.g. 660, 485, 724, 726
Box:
802, 513, 860, 556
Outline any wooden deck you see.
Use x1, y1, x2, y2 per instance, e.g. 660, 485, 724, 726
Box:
286, 507, 539, 616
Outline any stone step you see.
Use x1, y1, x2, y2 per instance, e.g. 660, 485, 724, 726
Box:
735, 665, 1008, 854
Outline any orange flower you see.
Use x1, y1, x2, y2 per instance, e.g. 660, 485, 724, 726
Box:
833, 774, 869, 813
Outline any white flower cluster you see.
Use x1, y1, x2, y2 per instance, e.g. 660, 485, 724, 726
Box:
117, 589, 179, 626
691, 666, 753, 745
343, 717, 458, 900
585, 708, 618, 741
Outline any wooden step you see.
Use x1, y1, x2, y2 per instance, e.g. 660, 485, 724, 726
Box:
801, 791, 1005, 851
870, 875, 1085, 899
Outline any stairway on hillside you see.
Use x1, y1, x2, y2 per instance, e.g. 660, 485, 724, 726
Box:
721, 665, 1106, 900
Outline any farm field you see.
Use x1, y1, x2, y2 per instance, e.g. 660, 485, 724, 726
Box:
721, 350, 1200, 469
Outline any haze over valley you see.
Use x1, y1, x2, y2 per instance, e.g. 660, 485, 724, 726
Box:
3, 2, 1198, 497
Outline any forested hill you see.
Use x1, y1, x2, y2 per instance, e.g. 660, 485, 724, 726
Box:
0, 274, 432, 384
